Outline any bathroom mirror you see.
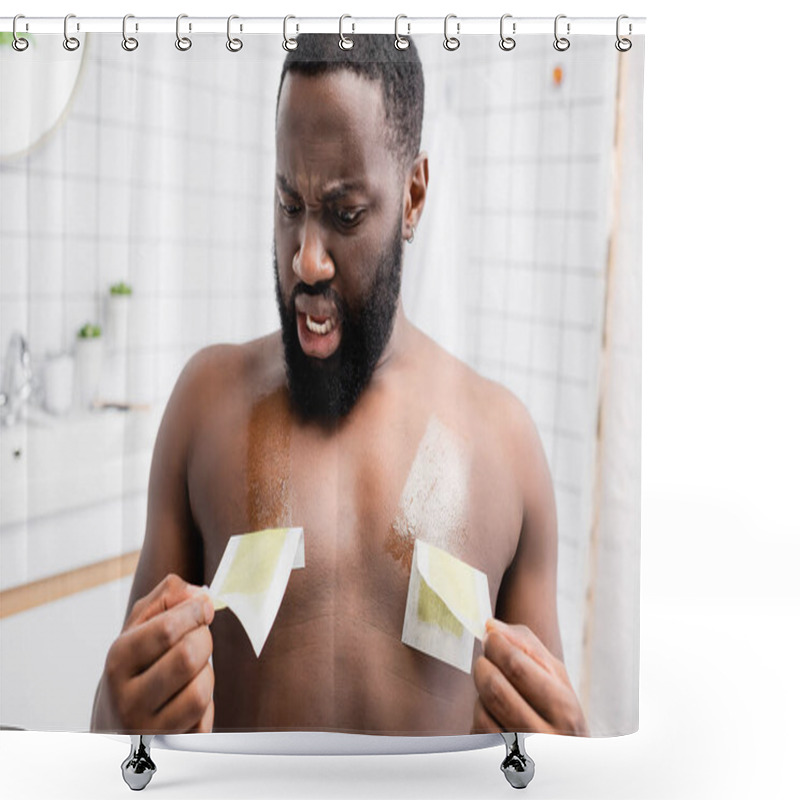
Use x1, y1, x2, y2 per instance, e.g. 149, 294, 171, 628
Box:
0, 31, 88, 162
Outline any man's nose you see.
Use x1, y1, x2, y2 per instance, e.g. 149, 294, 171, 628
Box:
292, 219, 335, 285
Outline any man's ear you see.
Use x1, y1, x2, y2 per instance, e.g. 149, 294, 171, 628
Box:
403, 152, 429, 239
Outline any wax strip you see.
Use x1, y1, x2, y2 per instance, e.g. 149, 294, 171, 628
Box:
203, 527, 304, 658
401, 539, 492, 674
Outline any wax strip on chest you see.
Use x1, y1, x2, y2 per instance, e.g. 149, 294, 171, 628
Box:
202, 527, 304, 658
402, 538, 492, 674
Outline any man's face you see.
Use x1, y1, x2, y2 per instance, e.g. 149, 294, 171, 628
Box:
273, 70, 406, 424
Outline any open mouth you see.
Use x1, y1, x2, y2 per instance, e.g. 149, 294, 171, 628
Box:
305, 314, 334, 335
296, 310, 342, 359
293, 290, 344, 360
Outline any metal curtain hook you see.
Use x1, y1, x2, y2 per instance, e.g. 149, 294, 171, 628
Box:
339, 14, 354, 50
226, 15, 243, 52
176, 13, 192, 51
443, 14, 460, 51
615, 14, 632, 52
283, 15, 298, 51
12, 14, 29, 51
394, 14, 410, 50
499, 14, 516, 51
63, 13, 80, 51
553, 14, 570, 52
122, 14, 138, 51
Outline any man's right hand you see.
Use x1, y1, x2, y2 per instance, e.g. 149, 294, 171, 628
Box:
91, 573, 215, 734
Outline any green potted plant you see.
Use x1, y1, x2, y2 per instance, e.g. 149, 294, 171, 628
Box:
106, 281, 133, 351
74, 322, 103, 409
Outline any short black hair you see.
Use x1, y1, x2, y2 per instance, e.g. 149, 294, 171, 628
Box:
277, 34, 425, 172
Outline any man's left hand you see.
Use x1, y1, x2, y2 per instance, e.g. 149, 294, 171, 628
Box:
472, 618, 588, 736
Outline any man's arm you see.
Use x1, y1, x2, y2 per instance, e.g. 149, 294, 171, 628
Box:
124, 348, 210, 615
90, 348, 222, 733
472, 389, 588, 735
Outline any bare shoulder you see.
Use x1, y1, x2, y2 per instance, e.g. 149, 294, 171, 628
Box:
417, 330, 541, 448
414, 327, 550, 503
471, 370, 550, 501
172, 331, 284, 407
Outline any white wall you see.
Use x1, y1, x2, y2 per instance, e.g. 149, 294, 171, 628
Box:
0, 33, 281, 408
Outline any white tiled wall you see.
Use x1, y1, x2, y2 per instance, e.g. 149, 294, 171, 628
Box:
0, 33, 281, 407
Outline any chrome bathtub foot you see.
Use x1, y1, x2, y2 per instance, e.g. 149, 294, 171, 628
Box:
500, 732, 535, 789
121, 735, 156, 791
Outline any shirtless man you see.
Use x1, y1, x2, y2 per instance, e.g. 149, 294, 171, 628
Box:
91, 35, 587, 737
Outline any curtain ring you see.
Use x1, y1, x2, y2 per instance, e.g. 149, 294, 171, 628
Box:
175, 13, 192, 51
499, 14, 516, 51
121, 14, 138, 51
394, 15, 410, 50
615, 14, 632, 52
553, 14, 570, 52
443, 14, 460, 51
12, 15, 29, 51
63, 13, 80, 51
282, 15, 298, 51
339, 14, 354, 50
226, 15, 243, 52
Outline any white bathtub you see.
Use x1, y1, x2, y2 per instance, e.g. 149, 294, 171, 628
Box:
108, 731, 506, 756
108, 725, 534, 790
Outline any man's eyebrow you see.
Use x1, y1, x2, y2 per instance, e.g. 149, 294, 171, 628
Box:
276, 174, 367, 203
276, 174, 301, 200
320, 180, 367, 202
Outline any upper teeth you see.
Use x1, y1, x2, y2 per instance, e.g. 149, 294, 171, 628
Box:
305, 314, 333, 335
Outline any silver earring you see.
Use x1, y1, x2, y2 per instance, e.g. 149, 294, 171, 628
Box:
407, 225, 415, 243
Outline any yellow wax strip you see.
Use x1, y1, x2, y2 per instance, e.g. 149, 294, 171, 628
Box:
421, 541, 483, 638
418, 576, 464, 638
207, 526, 304, 658
218, 528, 288, 596
212, 596, 227, 611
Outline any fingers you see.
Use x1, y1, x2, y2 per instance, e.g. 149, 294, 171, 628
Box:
98, 573, 217, 733
482, 623, 589, 736
127, 573, 205, 629
485, 618, 557, 675
135, 623, 213, 712
102, 608, 214, 733
120, 594, 214, 676
474, 654, 555, 734
471, 697, 503, 734
483, 630, 566, 726
152, 662, 215, 733
188, 698, 215, 733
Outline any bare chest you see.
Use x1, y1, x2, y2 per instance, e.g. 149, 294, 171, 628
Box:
187, 389, 522, 731
190, 398, 518, 609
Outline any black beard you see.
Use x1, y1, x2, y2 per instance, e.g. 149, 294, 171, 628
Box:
274, 224, 404, 426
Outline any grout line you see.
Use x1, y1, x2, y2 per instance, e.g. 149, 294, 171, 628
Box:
470, 207, 598, 221
469, 307, 598, 333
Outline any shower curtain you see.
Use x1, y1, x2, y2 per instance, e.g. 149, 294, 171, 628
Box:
0, 25, 643, 741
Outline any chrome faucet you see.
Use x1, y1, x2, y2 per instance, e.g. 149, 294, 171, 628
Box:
0, 331, 33, 427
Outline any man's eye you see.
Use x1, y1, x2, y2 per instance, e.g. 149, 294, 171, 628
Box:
280, 201, 302, 217
336, 208, 364, 226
